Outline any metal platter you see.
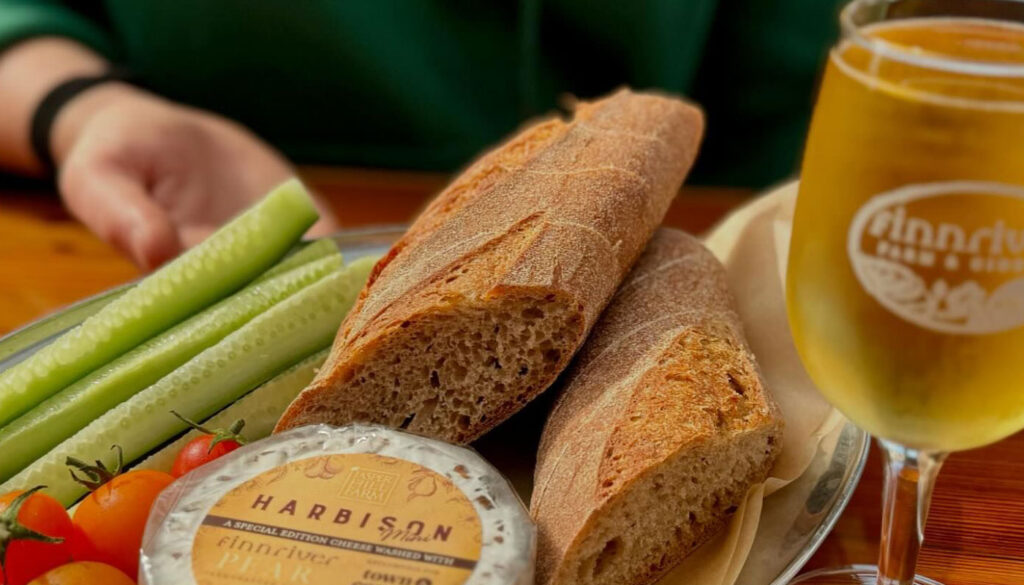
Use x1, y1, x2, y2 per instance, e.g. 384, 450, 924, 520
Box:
0, 225, 869, 584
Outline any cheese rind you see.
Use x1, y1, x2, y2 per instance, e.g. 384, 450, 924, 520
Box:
140, 424, 535, 585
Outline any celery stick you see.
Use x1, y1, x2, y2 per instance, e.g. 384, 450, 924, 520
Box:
134, 349, 328, 473
254, 238, 338, 283
0, 179, 318, 426
0, 237, 335, 369
0, 254, 341, 483
4, 260, 372, 506
339, 255, 378, 283
0, 286, 130, 365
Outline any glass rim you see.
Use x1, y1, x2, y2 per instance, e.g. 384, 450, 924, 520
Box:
840, 0, 1024, 78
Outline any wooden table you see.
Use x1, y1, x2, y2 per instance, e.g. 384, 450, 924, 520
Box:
1, 167, 1021, 585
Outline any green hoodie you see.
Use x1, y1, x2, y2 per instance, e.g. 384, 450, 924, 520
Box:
0, 0, 844, 187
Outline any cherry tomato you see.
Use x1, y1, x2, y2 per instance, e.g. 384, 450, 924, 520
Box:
71, 470, 174, 579
26, 562, 133, 585
171, 434, 243, 477
169, 413, 246, 477
0, 488, 73, 585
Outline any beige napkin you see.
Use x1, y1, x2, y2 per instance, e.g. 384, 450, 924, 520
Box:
655, 181, 840, 585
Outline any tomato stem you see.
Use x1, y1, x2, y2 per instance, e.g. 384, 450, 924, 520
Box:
171, 410, 247, 454
0, 486, 65, 582
66, 445, 123, 491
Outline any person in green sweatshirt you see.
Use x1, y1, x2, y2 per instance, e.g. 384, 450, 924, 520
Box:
0, 0, 843, 269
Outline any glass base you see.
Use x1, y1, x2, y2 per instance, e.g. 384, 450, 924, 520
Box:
790, 565, 943, 585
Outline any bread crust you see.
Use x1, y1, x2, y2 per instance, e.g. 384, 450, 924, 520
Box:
531, 229, 783, 585
276, 90, 704, 441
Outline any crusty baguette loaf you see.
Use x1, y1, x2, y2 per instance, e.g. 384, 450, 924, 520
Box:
275, 89, 704, 442
531, 228, 783, 585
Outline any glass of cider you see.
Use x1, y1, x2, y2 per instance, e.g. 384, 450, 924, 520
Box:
786, 0, 1024, 583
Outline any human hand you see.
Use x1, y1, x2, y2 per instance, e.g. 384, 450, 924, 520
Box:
52, 84, 339, 270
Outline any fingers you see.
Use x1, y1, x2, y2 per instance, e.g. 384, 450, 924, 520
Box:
169, 186, 338, 247
175, 195, 337, 248
305, 190, 341, 238
241, 154, 339, 238
60, 162, 182, 271
178, 224, 217, 249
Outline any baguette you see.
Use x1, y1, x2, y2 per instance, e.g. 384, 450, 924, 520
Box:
276, 89, 704, 442
531, 228, 783, 585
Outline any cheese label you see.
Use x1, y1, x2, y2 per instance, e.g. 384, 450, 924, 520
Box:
191, 453, 483, 585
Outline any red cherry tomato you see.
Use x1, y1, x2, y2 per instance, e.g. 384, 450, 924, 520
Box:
169, 412, 247, 477
0, 488, 73, 585
171, 434, 243, 477
70, 470, 174, 579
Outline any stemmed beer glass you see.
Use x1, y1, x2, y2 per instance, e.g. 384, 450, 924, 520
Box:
786, 0, 1024, 583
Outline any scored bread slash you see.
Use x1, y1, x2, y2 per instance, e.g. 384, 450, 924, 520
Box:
276, 89, 705, 443
530, 229, 783, 585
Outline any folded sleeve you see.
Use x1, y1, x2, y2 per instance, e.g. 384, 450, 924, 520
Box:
0, 0, 114, 57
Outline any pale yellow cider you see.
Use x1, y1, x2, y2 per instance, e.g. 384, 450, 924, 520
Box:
788, 18, 1024, 451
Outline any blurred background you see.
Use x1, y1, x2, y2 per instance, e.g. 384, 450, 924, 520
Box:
1, 0, 844, 328
0, 0, 846, 185
3, 7, 1024, 585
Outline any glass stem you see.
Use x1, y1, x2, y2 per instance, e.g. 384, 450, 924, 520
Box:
876, 439, 948, 585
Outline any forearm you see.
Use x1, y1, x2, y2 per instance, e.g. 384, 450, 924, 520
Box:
0, 36, 110, 175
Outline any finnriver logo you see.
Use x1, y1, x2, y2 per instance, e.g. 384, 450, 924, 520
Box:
848, 181, 1024, 335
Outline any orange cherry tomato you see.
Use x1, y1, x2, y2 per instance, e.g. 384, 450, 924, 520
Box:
26, 562, 134, 585
0, 488, 73, 585
70, 470, 174, 579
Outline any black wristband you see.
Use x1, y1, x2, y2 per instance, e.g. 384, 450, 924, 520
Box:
30, 68, 136, 174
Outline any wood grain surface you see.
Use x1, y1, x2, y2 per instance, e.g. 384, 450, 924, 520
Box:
1, 167, 1021, 584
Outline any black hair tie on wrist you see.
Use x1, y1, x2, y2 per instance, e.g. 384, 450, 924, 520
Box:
30, 67, 136, 174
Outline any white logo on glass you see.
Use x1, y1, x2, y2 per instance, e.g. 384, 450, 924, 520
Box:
848, 181, 1024, 335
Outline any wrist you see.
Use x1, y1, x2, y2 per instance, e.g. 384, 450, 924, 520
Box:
0, 37, 109, 175
49, 81, 152, 167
